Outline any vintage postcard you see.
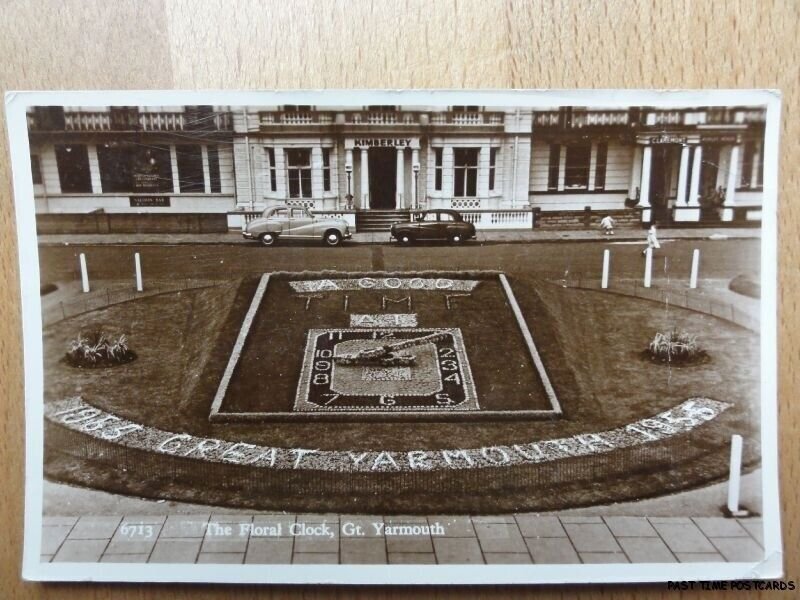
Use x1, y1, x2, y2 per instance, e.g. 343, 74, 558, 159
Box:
7, 90, 781, 584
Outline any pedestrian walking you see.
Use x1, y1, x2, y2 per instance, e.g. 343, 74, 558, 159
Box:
643, 224, 661, 255
599, 215, 616, 235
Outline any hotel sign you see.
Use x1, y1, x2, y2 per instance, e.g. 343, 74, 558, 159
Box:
130, 196, 171, 207
649, 134, 687, 145
354, 138, 412, 149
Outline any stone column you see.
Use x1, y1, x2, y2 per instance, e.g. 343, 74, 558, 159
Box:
638, 145, 652, 222
674, 144, 698, 222
360, 147, 369, 209
557, 145, 567, 191
750, 141, 761, 189
87, 144, 102, 194
723, 144, 740, 221
411, 148, 420, 210
396, 147, 405, 209
201, 145, 211, 194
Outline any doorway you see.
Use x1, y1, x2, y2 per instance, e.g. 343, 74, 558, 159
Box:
648, 146, 676, 224
368, 148, 397, 209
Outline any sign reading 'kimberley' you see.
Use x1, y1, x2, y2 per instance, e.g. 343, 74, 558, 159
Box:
354, 138, 412, 148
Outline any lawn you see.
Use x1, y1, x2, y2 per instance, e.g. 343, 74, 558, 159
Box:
42, 274, 761, 512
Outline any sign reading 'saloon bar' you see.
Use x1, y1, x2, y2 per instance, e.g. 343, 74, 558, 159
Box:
354, 138, 412, 148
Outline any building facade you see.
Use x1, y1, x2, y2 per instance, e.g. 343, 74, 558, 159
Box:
27, 104, 766, 229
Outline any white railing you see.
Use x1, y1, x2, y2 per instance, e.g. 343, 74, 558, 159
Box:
64, 112, 112, 131
645, 111, 683, 126
139, 112, 185, 131
459, 210, 533, 230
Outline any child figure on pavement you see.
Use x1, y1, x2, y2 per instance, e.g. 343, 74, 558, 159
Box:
643, 224, 661, 255
599, 215, 616, 235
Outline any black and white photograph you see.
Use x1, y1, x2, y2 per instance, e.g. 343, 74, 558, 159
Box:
7, 90, 781, 584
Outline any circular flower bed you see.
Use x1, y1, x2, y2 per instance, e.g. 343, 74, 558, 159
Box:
64, 332, 136, 369
642, 330, 710, 367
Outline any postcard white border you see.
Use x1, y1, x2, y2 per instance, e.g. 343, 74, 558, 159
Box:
6, 89, 782, 584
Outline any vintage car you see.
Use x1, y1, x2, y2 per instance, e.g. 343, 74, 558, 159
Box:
242, 206, 352, 246
390, 209, 476, 244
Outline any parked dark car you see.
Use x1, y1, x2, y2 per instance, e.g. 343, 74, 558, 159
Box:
390, 209, 476, 244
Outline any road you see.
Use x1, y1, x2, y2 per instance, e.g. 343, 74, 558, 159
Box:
37, 238, 760, 286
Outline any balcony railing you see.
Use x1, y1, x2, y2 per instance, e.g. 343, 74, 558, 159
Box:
29, 110, 233, 132
429, 112, 504, 126
534, 110, 630, 128
260, 112, 335, 125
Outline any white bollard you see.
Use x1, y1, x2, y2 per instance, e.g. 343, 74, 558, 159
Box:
79, 253, 90, 293
690, 248, 700, 289
134, 252, 143, 292
601, 249, 610, 289
726, 434, 748, 516
644, 248, 652, 288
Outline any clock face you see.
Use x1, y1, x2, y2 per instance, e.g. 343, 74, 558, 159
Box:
294, 328, 478, 412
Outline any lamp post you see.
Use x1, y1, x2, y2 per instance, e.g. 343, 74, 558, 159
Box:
412, 162, 420, 211
345, 163, 353, 210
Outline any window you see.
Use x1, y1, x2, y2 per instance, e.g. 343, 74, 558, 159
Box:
439, 212, 455, 222
207, 145, 221, 193
109, 106, 139, 130
291, 208, 308, 219
30, 155, 42, 185
740, 141, 762, 188
176, 145, 205, 193
564, 143, 591, 189
265, 148, 277, 192
489, 147, 498, 191
594, 142, 608, 190
97, 143, 173, 193
322, 148, 331, 192
55, 144, 91, 193
283, 105, 312, 112
420, 212, 437, 222
286, 149, 312, 198
434, 148, 443, 191
547, 144, 560, 191
453, 148, 479, 197
452, 105, 480, 112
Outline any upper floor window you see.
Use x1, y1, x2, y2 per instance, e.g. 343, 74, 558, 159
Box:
564, 143, 591, 189
55, 144, 92, 193
453, 148, 479, 197
286, 148, 312, 198
740, 140, 763, 188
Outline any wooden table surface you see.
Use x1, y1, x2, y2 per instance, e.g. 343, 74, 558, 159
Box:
1, 1, 797, 597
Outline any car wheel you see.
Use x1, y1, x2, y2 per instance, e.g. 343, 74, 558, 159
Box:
449, 233, 463, 244
398, 233, 413, 245
324, 230, 342, 247
259, 232, 277, 246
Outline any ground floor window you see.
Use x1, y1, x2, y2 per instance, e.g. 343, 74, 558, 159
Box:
55, 144, 92, 193
547, 144, 560, 190
176, 145, 205, 193
453, 148, 479, 197
30, 155, 42, 185
96, 143, 173, 193
207, 145, 221, 193
594, 142, 608, 190
322, 148, 331, 192
265, 148, 277, 192
489, 147, 498, 191
286, 148, 312, 198
564, 143, 591, 189
740, 140, 763, 188
434, 147, 443, 191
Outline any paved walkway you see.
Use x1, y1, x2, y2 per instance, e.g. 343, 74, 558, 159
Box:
41, 512, 764, 565
37, 227, 760, 247
40, 471, 764, 566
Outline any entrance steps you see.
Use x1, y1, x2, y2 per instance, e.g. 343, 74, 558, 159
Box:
356, 210, 411, 232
